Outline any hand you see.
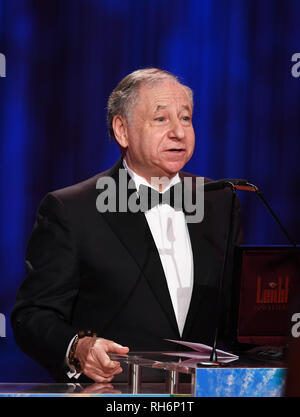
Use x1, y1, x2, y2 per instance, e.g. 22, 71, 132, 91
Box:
74, 337, 129, 382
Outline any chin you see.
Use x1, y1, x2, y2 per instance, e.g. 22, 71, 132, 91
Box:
163, 161, 187, 177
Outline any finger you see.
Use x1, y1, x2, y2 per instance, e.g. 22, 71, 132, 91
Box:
90, 344, 120, 371
82, 361, 118, 379
83, 368, 114, 383
111, 366, 123, 375
90, 339, 129, 373
89, 364, 123, 379
105, 341, 130, 355
99, 355, 121, 372
100, 352, 121, 368
91, 375, 114, 383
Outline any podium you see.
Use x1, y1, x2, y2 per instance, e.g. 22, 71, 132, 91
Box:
0, 351, 286, 397
109, 351, 286, 397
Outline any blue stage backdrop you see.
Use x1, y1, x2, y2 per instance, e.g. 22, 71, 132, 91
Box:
0, 0, 299, 382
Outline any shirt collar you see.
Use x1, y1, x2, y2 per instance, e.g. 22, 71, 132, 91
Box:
122, 159, 181, 193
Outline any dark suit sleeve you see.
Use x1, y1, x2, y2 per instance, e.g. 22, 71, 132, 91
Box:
11, 193, 80, 380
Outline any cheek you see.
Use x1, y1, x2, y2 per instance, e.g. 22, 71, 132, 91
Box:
146, 131, 165, 154
188, 130, 196, 147
139, 140, 158, 162
190, 137, 195, 153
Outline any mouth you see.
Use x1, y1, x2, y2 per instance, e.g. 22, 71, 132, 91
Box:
163, 148, 187, 161
165, 148, 185, 153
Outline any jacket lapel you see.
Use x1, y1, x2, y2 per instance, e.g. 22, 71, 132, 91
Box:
99, 160, 180, 336
180, 173, 217, 340
182, 217, 212, 340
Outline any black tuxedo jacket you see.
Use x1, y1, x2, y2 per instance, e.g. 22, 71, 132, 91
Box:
11, 159, 243, 381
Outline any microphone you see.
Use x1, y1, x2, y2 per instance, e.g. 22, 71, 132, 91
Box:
204, 179, 250, 192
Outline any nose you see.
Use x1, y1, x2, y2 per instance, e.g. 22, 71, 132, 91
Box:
168, 118, 185, 140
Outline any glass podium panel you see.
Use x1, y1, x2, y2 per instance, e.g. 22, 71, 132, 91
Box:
0, 350, 286, 397
0, 382, 191, 396
107, 350, 286, 396
108, 351, 198, 394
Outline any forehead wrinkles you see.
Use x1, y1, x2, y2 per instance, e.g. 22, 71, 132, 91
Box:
146, 89, 192, 115
129, 82, 191, 122
150, 85, 189, 102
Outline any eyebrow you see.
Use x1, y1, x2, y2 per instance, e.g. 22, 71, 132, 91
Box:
181, 104, 192, 112
153, 104, 191, 113
154, 105, 167, 113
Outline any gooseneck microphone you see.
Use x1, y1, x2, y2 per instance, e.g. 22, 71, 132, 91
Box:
205, 178, 296, 246
253, 187, 297, 248
204, 179, 250, 192
222, 179, 296, 247
198, 178, 297, 367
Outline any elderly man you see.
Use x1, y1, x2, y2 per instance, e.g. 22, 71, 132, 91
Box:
11, 68, 242, 383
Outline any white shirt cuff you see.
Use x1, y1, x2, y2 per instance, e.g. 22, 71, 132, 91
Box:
66, 334, 82, 379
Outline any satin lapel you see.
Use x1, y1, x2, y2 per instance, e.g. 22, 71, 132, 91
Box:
182, 217, 211, 340
180, 174, 215, 340
99, 162, 179, 336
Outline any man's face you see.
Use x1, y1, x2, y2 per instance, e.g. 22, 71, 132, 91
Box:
118, 80, 195, 182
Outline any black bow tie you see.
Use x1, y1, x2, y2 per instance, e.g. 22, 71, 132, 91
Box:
138, 183, 184, 211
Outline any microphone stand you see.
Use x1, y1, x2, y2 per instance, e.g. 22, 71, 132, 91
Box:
234, 182, 297, 247
198, 182, 237, 366
255, 189, 297, 248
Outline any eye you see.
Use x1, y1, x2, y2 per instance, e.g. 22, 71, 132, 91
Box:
182, 116, 191, 122
155, 116, 165, 122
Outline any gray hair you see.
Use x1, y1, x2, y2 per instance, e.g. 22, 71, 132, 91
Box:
107, 68, 193, 140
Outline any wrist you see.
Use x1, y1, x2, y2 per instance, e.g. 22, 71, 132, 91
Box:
68, 330, 98, 373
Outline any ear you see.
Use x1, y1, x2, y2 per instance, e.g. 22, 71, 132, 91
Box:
112, 115, 129, 148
